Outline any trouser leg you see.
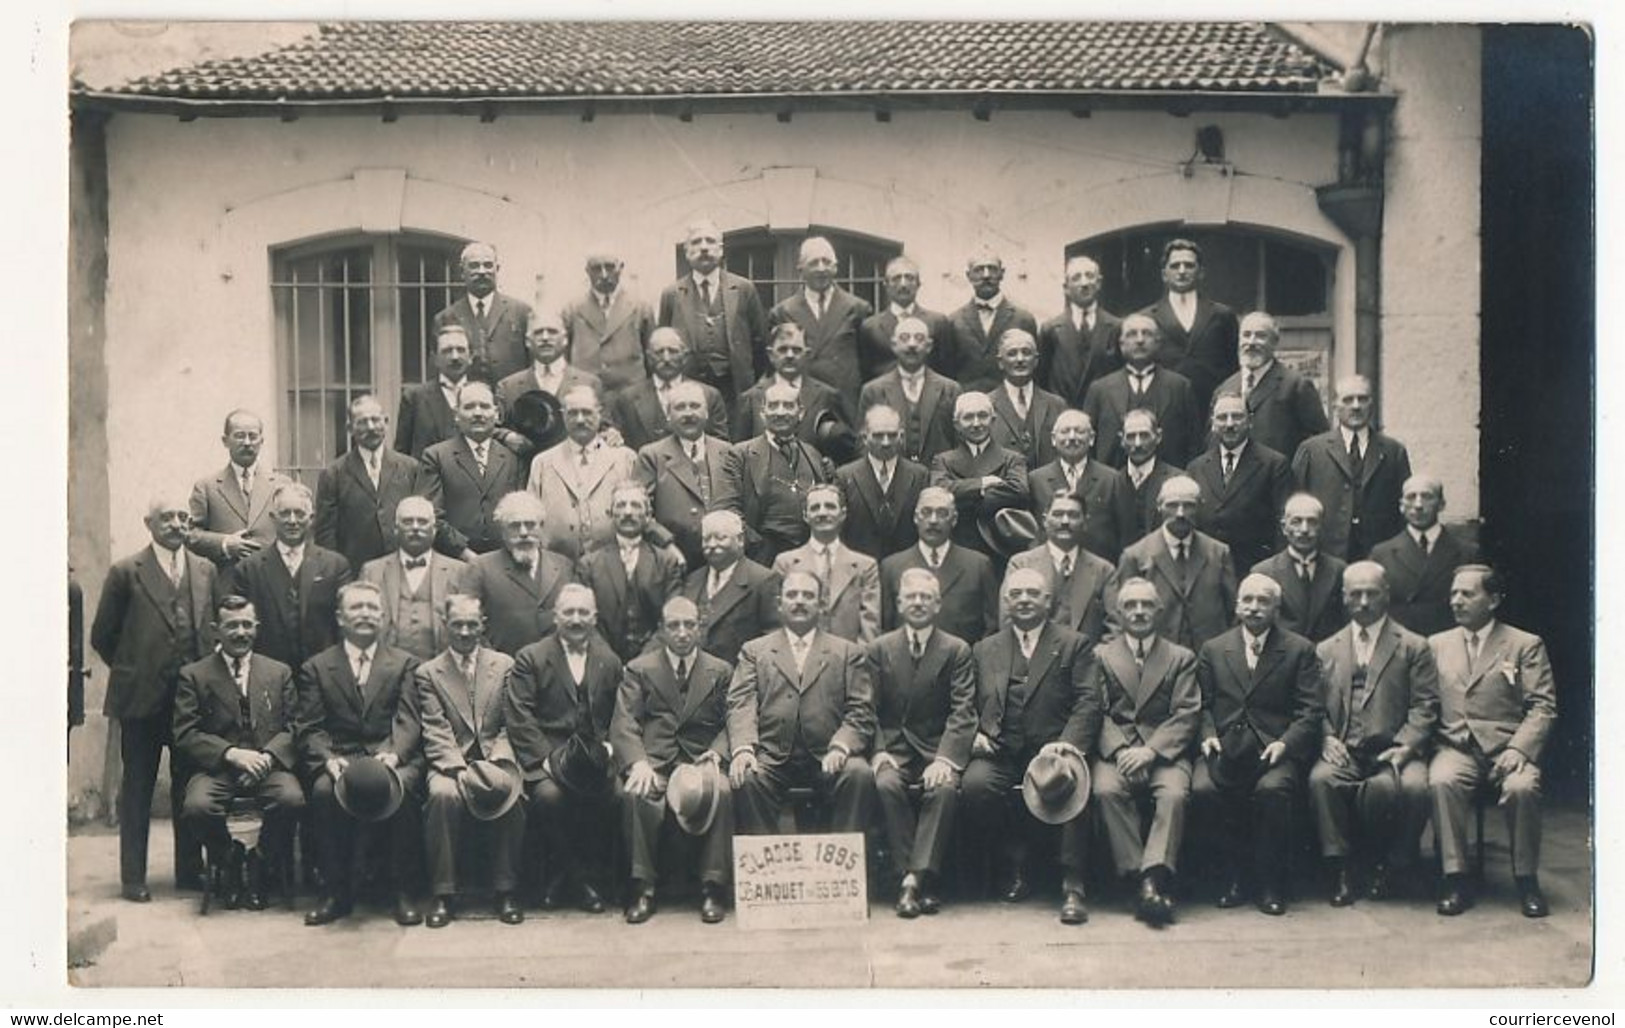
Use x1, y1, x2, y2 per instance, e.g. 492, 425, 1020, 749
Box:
697, 780, 734, 885
1252, 761, 1299, 886
1090, 759, 1142, 876
734, 762, 788, 835
118, 716, 164, 886
1389, 759, 1430, 868
1309, 757, 1361, 859
913, 778, 959, 877
825, 756, 875, 834
423, 774, 463, 897
874, 761, 917, 878
1500, 763, 1544, 877
1353, 761, 1402, 861
1428, 746, 1481, 877
180, 770, 235, 869
624, 788, 665, 884
1142, 761, 1192, 873
488, 803, 525, 894
310, 774, 354, 898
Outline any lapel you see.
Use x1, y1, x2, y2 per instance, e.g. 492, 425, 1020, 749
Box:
766, 632, 803, 692
603, 543, 634, 611
1131, 636, 1170, 712
1026, 623, 1058, 696
294, 550, 319, 628
428, 554, 458, 612
644, 650, 684, 715
908, 631, 948, 707
1100, 636, 1144, 709
850, 460, 886, 525
1221, 445, 1262, 502
1223, 632, 1256, 695
722, 276, 743, 330
376, 557, 404, 625
208, 652, 244, 714
545, 641, 583, 717
1391, 530, 1427, 585
988, 386, 1027, 440
918, 371, 947, 426
438, 654, 477, 735
659, 436, 705, 501
1148, 533, 1191, 598
1068, 552, 1106, 623
1363, 621, 1400, 707
827, 543, 857, 604
1306, 558, 1339, 625
1324, 433, 1358, 482
1325, 629, 1353, 731
342, 450, 378, 499
599, 293, 630, 338
679, 655, 721, 723
134, 550, 178, 629
1250, 629, 1285, 690
500, 551, 543, 602
986, 303, 1015, 351
1467, 622, 1508, 690
451, 436, 487, 490
1187, 297, 1217, 347
933, 545, 968, 594
472, 647, 506, 730
217, 467, 250, 522
703, 562, 754, 621
1358, 435, 1388, 489
1245, 362, 1283, 417
798, 634, 831, 694
244, 469, 277, 528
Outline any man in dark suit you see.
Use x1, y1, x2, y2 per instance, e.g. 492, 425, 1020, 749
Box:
1037, 254, 1122, 408
577, 486, 686, 663
433, 241, 531, 385
1192, 573, 1324, 916
415, 593, 525, 928
771, 485, 882, 644
1215, 312, 1329, 460
1291, 375, 1412, 561
986, 328, 1067, 471
610, 328, 729, 451
228, 483, 353, 674
458, 491, 576, 656
1141, 238, 1239, 411
858, 315, 962, 465
715, 382, 837, 566
1029, 410, 1123, 562
1185, 393, 1294, 572
962, 568, 1101, 924
493, 308, 604, 464
857, 256, 953, 382
1311, 562, 1437, 906
1082, 313, 1202, 468
658, 218, 769, 417
295, 581, 425, 927
394, 325, 470, 460
174, 595, 305, 910
1250, 493, 1348, 642
1001, 494, 1113, 646
879, 487, 999, 644
91, 494, 219, 901
734, 322, 856, 458
1370, 474, 1479, 637
505, 584, 626, 912
611, 597, 735, 925
726, 571, 876, 835
633, 380, 732, 570
682, 511, 781, 665
767, 236, 874, 409
928, 392, 1030, 559
1109, 475, 1238, 654
418, 381, 525, 558
315, 394, 420, 572
188, 409, 291, 566
868, 570, 977, 917
939, 249, 1040, 393
1109, 408, 1185, 547
358, 497, 467, 661
561, 250, 655, 405
836, 405, 929, 561
1089, 579, 1201, 925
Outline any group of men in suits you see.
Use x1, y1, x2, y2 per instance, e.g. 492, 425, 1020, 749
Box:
91, 229, 1559, 930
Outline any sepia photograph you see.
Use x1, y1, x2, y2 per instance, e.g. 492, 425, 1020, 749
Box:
57, 16, 1594, 992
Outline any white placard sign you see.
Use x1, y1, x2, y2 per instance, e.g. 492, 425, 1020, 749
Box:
732, 832, 868, 930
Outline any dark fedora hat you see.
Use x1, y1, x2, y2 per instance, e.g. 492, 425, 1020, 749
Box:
665, 762, 722, 836
548, 734, 614, 798
980, 508, 1042, 560
1021, 749, 1091, 825
1207, 721, 1264, 789
334, 756, 405, 823
813, 410, 860, 464
457, 759, 522, 821
507, 388, 566, 452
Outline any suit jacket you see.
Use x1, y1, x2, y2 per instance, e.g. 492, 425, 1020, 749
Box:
867, 628, 978, 769
394, 383, 460, 460
1428, 622, 1557, 762
1185, 441, 1294, 571
527, 440, 640, 561
418, 434, 525, 554
1369, 527, 1479, 638
415, 646, 516, 775
610, 648, 732, 773
1001, 544, 1112, 645
187, 464, 292, 565
939, 299, 1040, 393
1110, 529, 1237, 652
494, 363, 603, 424
358, 551, 468, 658
972, 622, 1100, 755
611, 377, 729, 451
734, 374, 856, 453
578, 539, 687, 662
683, 559, 782, 666
1037, 306, 1123, 408
1109, 459, 1184, 546
880, 543, 999, 645
1317, 619, 1437, 756
658, 271, 769, 395
1092, 634, 1200, 762
928, 443, 1030, 554
505, 635, 624, 783
435, 291, 532, 385
1196, 625, 1324, 765
459, 548, 577, 656
857, 306, 953, 382
726, 628, 875, 766
91, 547, 218, 719
294, 641, 423, 787
560, 290, 656, 401
1216, 360, 1329, 461
767, 287, 874, 405
634, 433, 732, 568
228, 544, 353, 673
859, 367, 962, 465
835, 456, 928, 560
1250, 549, 1348, 642
1291, 430, 1412, 559
715, 434, 836, 559
986, 383, 1067, 470
1028, 458, 1122, 561
1081, 366, 1201, 468
314, 447, 421, 571
772, 540, 881, 643
173, 651, 298, 774
1142, 294, 1240, 409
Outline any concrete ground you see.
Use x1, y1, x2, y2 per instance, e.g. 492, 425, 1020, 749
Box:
66, 807, 1593, 990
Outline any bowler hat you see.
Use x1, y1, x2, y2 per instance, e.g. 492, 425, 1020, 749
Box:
1207, 721, 1264, 789
334, 756, 405, 823
1021, 749, 1091, 825
548, 734, 614, 798
457, 759, 523, 821
666, 762, 722, 836
980, 508, 1042, 560
508, 389, 566, 452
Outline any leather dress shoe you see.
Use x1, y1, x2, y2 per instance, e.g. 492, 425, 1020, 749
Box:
918, 882, 942, 916
121, 883, 152, 903
1059, 889, 1089, 925
1436, 875, 1473, 917
541, 876, 568, 910
699, 884, 726, 925
1256, 887, 1286, 916
1216, 879, 1247, 909
1364, 863, 1392, 901
1330, 866, 1356, 907
895, 881, 922, 919
1000, 871, 1031, 903
393, 894, 423, 926
1517, 876, 1549, 918
304, 896, 351, 926
1135, 875, 1169, 927
425, 896, 453, 929
625, 890, 657, 925
497, 893, 525, 925
578, 882, 606, 914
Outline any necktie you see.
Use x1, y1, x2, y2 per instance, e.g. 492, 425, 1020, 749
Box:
1013, 386, 1029, 421
473, 442, 488, 474
1020, 630, 1035, 660
232, 656, 247, 695
658, 382, 673, 418
404, 556, 427, 570
902, 373, 922, 404
600, 292, 613, 313
1295, 557, 1312, 583
1174, 541, 1189, 588
622, 545, 638, 577
354, 650, 370, 692
461, 654, 477, 682
910, 633, 925, 661
1223, 450, 1236, 483
698, 278, 712, 307
1131, 371, 1149, 398
707, 570, 724, 601
778, 439, 799, 472
675, 657, 689, 684
1467, 631, 1481, 666
1249, 636, 1264, 667
240, 467, 254, 498
1417, 532, 1431, 556
812, 292, 826, 321
817, 545, 833, 590
1134, 639, 1147, 668
1357, 626, 1371, 664
579, 446, 591, 467
284, 548, 302, 578
877, 462, 892, 495
928, 546, 942, 570
366, 450, 380, 486
475, 298, 488, 322
1242, 370, 1255, 398
163, 549, 181, 588
1349, 434, 1364, 477
233, 657, 254, 732
1058, 551, 1074, 579
1065, 464, 1080, 493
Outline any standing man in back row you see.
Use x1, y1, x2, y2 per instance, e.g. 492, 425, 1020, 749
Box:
659, 218, 769, 422
940, 249, 1040, 394
560, 250, 655, 406
434, 241, 532, 386
1141, 238, 1238, 411
768, 236, 873, 409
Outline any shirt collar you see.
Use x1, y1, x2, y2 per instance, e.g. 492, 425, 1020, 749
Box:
1245, 358, 1275, 381
787, 626, 818, 648
868, 454, 895, 478
1070, 301, 1097, 321
1289, 548, 1319, 566
965, 440, 987, 458
803, 286, 831, 309
709, 560, 738, 583
907, 625, 934, 649
276, 541, 305, 563
343, 640, 377, 665
1128, 456, 1157, 478
656, 373, 687, 389
1411, 524, 1442, 546
234, 461, 259, 481
1241, 625, 1271, 650
150, 542, 184, 568
572, 439, 595, 462
464, 434, 489, 453
1221, 439, 1249, 461
692, 270, 720, 290
400, 550, 430, 569
976, 293, 1005, 310
889, 302, 917, 319
1127, 364, 1156, 379
617, 534, 642, 553
1161, 526, 1189, 553
1338, 424, 1370, 450
439, 374, 465, 392
1467, 619, 1498, 642
1004, 380, 1031, 403
1355, 616, 1388, 642
534, 358, 565, 379
665, 648, 691, 672
1063, 456, 1089, 477
593, 288, 617, 308
918, 540, 947, 562
773, 372, 802, 391
898, 364, 925, 382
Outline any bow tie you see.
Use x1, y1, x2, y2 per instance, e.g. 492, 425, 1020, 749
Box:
404, 557, 428, 570
976, 301, 997, 312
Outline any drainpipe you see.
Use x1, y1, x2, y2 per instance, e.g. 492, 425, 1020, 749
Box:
1316, 106, 1387, 419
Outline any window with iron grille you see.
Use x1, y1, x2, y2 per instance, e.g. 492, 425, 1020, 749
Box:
675, 226, 903, 312
270, 234, 466, 484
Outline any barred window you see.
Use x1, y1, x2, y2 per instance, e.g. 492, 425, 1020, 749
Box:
676, 227, 902, 312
